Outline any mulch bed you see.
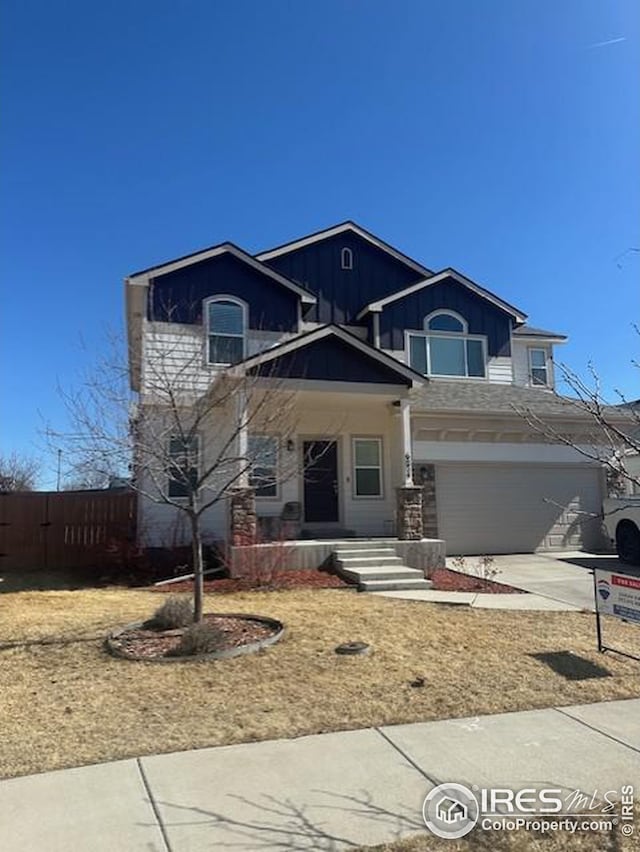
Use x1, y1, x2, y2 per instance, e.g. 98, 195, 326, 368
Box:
148, 568, 523, 595
429, 567, 525, 594
108, 613, 278, 660
149, 569, 348, 594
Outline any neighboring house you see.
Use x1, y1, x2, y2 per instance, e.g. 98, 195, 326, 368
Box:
126, 221, 607, 555
627, 455, 640, 495
617, 400, 640, 496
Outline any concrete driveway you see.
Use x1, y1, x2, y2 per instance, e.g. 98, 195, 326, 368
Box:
446, 552, 634, 611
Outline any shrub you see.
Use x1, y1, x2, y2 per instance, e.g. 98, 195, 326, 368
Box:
450, 554, 501, 583
169, 622, 225, 657
476, 554, 499, 583
218, 529, 291, 587
151, 596, 193, 629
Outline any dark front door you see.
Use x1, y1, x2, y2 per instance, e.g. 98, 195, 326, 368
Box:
303, 440, 339, 523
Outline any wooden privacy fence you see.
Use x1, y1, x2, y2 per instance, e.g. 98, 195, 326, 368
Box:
0, 489, 137, 572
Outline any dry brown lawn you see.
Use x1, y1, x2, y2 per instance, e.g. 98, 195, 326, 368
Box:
1, 587, 639, 780
360, 804, 640, 852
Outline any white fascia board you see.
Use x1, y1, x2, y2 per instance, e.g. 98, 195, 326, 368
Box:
127, 244, 316, 304
357, 270, 528, 323
230, 325, 426, 387
125, 280, 146, 391
256, 223, 433, 278
514, 334, 567, 344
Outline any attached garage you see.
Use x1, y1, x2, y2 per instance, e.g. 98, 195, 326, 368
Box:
435, 463, 604, 555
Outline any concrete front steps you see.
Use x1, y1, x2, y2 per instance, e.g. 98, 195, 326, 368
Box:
334, 543, 433, 592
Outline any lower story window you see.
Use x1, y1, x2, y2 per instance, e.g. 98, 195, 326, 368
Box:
168, 435, 199, 498
353, 437, 383, 497
248, 435, 278, 498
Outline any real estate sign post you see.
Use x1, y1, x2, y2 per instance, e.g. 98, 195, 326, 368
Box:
593, 569, 640, 662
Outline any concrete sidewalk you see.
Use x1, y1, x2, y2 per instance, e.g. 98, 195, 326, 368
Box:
1, 698, 638, 851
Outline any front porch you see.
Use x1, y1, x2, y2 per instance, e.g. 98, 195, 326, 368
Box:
227, 330, 443, 590
228, 536, 446, 586
233, 324, 430, 541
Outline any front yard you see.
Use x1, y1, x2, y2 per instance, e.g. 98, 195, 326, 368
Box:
1, 586, 639, 779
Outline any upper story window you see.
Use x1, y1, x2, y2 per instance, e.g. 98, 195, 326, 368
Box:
408, 311, 486, 378
341, 247, 354, 270
528, 347, 549, 386
206, 297, 246, 365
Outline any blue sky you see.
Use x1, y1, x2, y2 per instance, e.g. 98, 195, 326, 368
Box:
1, 0, 638, 487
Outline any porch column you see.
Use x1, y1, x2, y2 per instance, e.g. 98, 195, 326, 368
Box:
400, 398, 413, 486
396, 486, 424, 540
230, 487, 257, 546
237, 388, 249, 487
395, 398, 422, 539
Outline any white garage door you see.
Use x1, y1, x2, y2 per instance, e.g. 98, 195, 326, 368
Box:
436, 463, 603, 555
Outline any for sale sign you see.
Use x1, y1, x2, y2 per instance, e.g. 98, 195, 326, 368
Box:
594, 569, 640, 625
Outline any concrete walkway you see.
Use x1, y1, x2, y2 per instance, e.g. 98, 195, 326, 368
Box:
373, 552, 634, 610
372, 588, 580, 609
371, 552, 600, 610
1, 698, 639, 851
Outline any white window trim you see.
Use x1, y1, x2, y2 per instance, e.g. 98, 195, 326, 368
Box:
424, 309, 468, 333
352, 436, 384, 499
528, 346, 549, 387
167, 434, 200, 500
341, 247, 354, 270
248, 433, 280, 500
405, 330, 488, 380
204, 295, 248, 367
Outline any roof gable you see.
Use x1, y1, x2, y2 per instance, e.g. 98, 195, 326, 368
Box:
235, 326, 425, 388
257, 224, 431, 326
357, 268, 527, 323
256, 221, 433, 278
146, 251, 304, 330
127, 242, 316, 305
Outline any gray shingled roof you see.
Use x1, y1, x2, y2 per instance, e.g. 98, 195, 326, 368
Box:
513, 324, 567, 339
411, 381, 608, 419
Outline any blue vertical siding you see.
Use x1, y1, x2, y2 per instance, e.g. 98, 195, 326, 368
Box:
263, 232, 423, 326
148, 253, 299, 331
248, 335, 411, 385
379, 277, 512, 356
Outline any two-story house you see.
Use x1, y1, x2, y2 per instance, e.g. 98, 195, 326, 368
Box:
126, 221, 604, 557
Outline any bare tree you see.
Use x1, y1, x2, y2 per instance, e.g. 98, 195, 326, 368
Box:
47, 326, 319, 621
61, 460, 113, 491
0, 451, 41, 492
514, 358, 640, 497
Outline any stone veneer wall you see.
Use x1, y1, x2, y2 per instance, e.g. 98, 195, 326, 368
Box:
415, 463, 438, 538
396, 486, 424, 540
229, 488, 257, 546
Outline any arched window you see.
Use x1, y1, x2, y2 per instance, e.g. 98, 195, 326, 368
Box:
205, 296, 246, 365
341, 247, 353, 270
425, 310, 467, 333
408, 310, 486, 378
